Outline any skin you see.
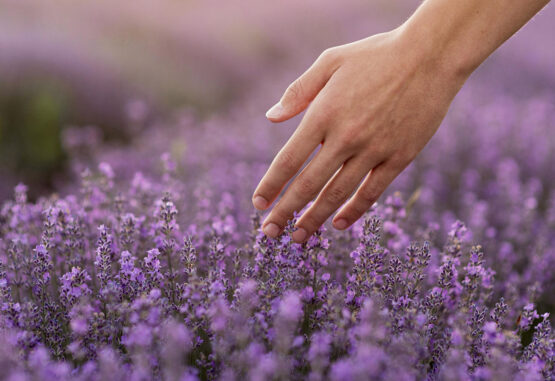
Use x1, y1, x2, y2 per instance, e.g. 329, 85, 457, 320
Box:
252, 0, 551, 243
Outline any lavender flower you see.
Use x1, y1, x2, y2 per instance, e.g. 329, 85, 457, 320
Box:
59, 266, 91, 309
1, 29, 554, 377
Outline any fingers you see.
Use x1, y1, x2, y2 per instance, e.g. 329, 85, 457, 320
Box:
252, 121, 325, 211
332, 160, 401, 230
261, 145, 348, 239
266, 48, 341, 122
292, 155, 375, 242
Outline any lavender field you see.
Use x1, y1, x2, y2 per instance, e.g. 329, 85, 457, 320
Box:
0, 0, 554, 380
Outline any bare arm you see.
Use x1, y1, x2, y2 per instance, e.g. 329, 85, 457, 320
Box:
252, 0, 551, 243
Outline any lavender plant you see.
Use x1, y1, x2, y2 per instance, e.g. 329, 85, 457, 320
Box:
0, 154, 553, 379
0, 0, 552, 379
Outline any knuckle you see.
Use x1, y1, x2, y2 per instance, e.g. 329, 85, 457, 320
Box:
368, 144, 392, 161
336, 127, 364, 151
319, 47, 342, 66
319, 47, 335, 62
274, 149, 297, 173
285, 78, 304, 101
324, 186, 349, 205
389, 151, 412, 170
295, 176, 318, 198
308, 99, 337, 127
359, 185, 380, 206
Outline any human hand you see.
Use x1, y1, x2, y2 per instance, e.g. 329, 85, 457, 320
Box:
252, 28, 467, 243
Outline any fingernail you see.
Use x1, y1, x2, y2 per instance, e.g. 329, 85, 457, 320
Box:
333, 218, 348, 230
266, 102, 283, 119
253, 195, 268, 210
263, 223, 280, 238
292, 227, 307, 243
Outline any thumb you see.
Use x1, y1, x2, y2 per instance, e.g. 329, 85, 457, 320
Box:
266, 48, 341, 122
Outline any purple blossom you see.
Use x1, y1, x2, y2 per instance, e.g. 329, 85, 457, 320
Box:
1, 166, 554, 379
60, 267, 91, 308
0, 13, 554, 376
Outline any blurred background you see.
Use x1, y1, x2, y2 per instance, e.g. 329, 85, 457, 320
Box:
0, 0, 553, 200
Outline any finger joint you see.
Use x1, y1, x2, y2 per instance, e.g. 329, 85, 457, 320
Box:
359, 186, 380, 206
294, 176, 318, 200
324, 186, 349, 205
274, 149, 298, 174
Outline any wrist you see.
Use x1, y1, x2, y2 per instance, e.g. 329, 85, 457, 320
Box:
392, 1, 487, 90
393, 23, 474, 90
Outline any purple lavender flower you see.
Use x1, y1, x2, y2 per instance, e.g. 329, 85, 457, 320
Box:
60, 266, 91, 308
1, 31, 554, 377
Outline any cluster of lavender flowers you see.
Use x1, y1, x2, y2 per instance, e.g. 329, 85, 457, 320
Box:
0, 150, 553, 380
0, 0, 553, 379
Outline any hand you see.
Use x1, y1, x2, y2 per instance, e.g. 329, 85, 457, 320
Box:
252, 28, 467, 243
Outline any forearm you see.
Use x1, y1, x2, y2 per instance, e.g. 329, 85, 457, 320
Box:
398, 0, 550, 82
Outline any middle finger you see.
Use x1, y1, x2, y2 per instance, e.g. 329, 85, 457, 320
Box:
262, 144, 348, 238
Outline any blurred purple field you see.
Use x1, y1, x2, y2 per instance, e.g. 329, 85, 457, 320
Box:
0, 0, 554, 379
